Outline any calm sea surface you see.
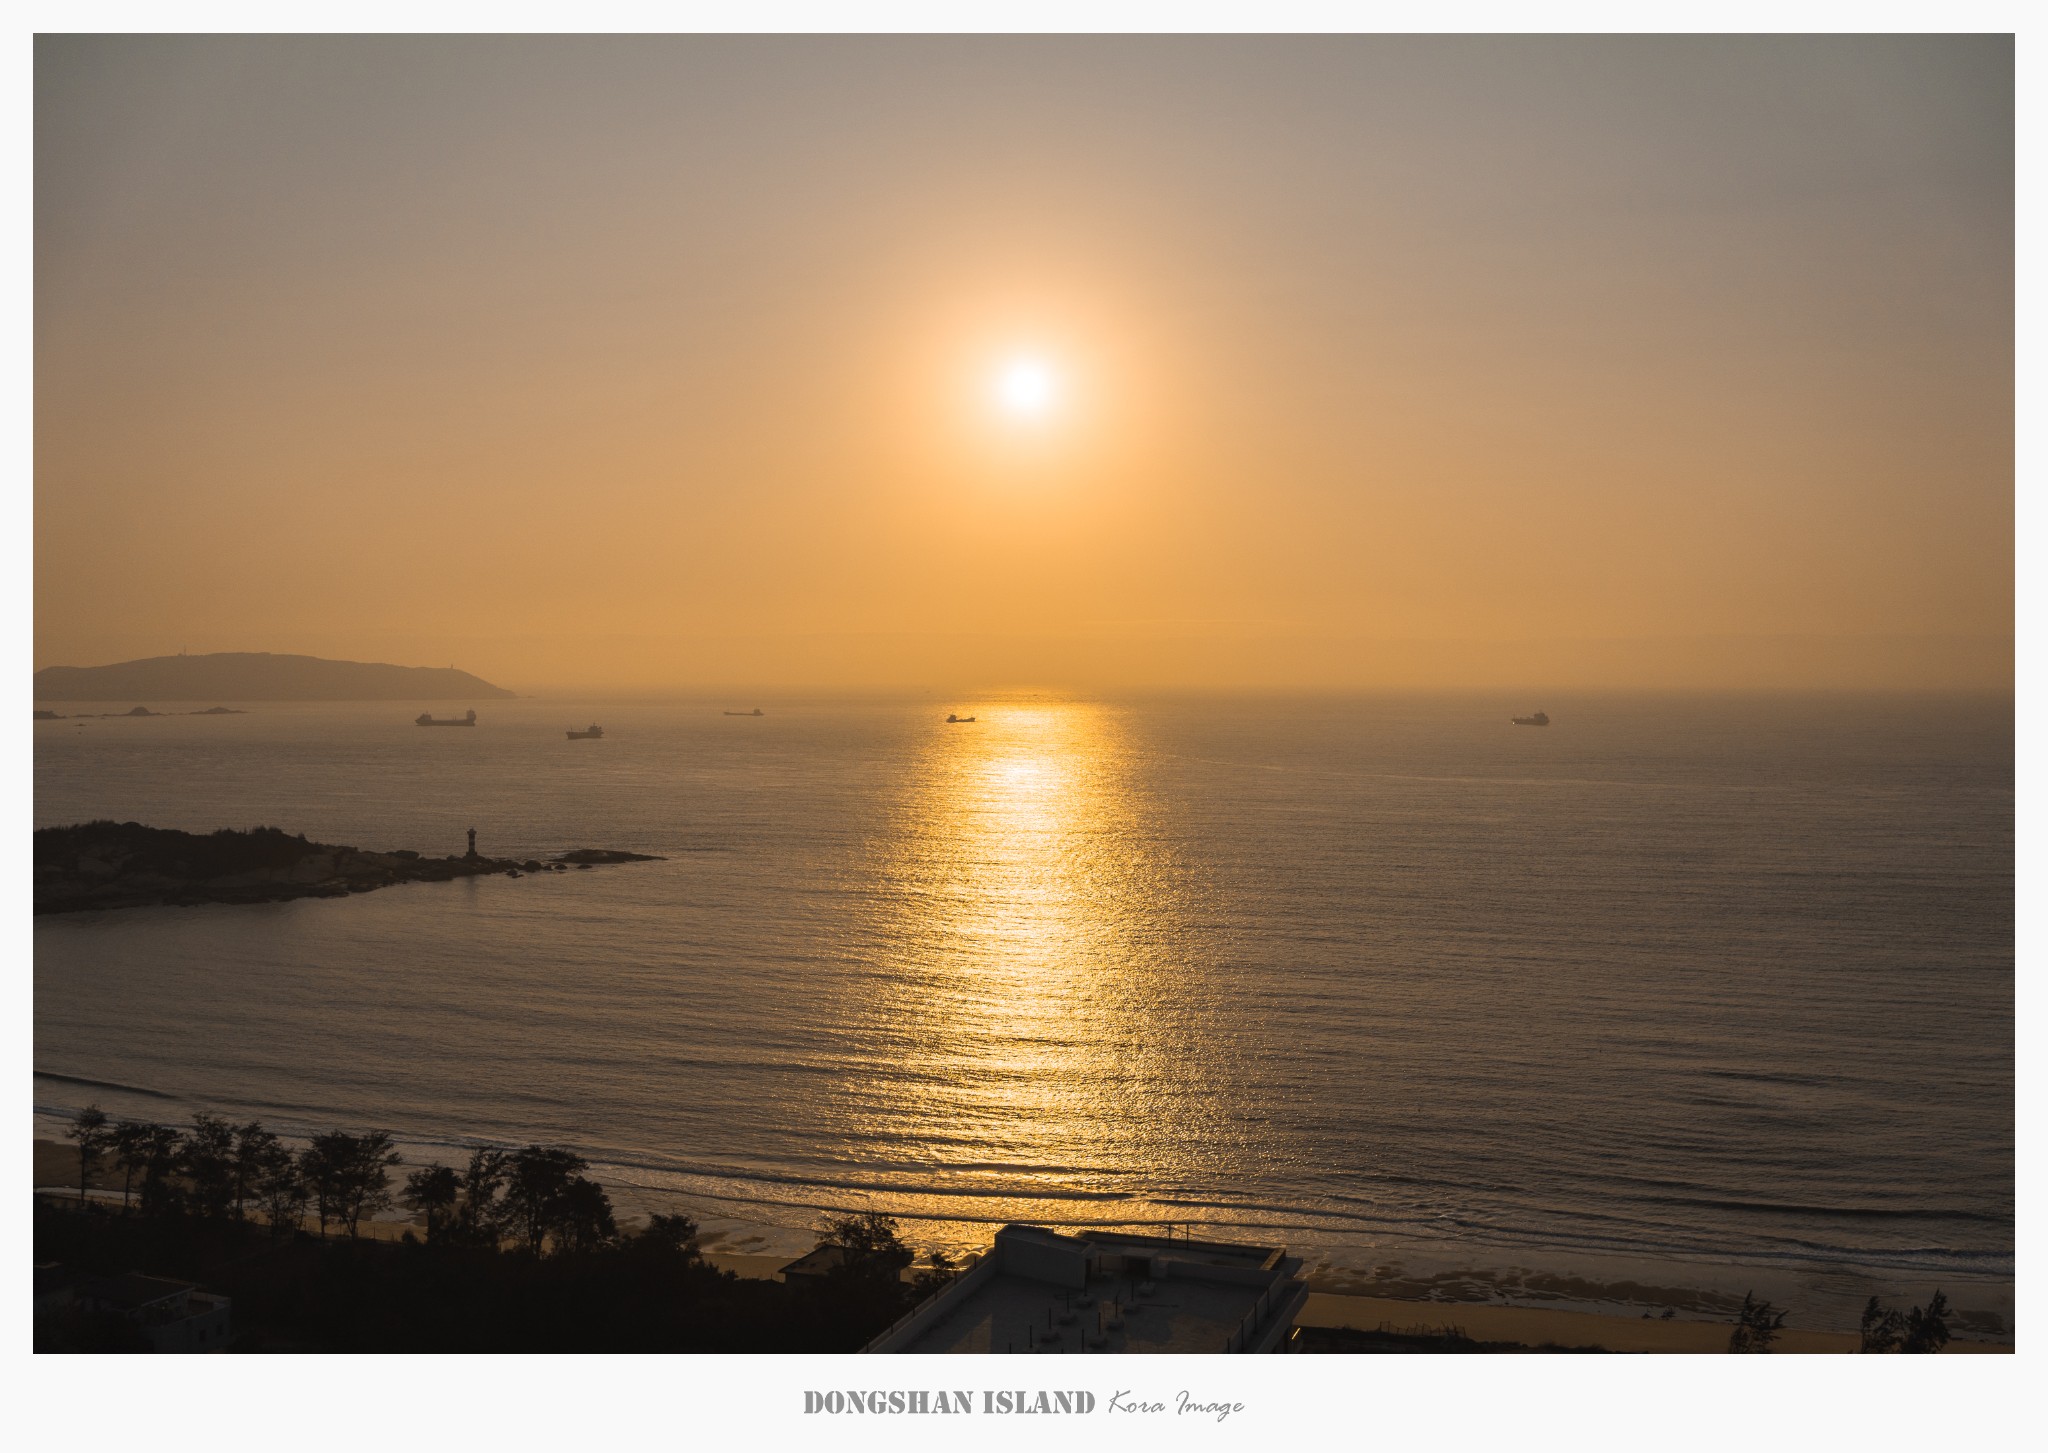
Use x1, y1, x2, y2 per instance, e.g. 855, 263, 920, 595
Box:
32, 693, 2014, 1334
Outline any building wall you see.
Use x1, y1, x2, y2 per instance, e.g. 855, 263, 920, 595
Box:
995, 1228, 1090, 1288
143, 1294, 232, 1353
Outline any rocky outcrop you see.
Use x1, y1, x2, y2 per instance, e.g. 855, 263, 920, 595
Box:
33, 821, 662, 915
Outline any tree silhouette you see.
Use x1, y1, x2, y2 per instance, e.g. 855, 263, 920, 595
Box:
1858, 1289, 1953, 1353
302, 1130, 401, 1238
1903, 1291, 1952, 1353
402, 1164, 461, 1242
230, 1122, 280, 1224
344, 1132, 401, 1238
818, 1210, 915, 1274
183, 1114, 237, 1219
1859, 1295, 1905, 1353
456, 1147, 511, 1246
811, 1210, 919, 1324
301, 1137, 346, 1237
636, 1212, 701, 1259
256, 1141, 309, 1236
1727, 1291, 1787, 1353
501, 1146, 596, 1256
109, 1119, 151, 1214
911, 1248, 959, 1300
132, 1122, 186, 1217
554, 1176, 617, 1255
63, 1104, 111, 1207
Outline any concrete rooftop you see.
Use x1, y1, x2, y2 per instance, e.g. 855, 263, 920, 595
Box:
868, 1225, 1309, 1354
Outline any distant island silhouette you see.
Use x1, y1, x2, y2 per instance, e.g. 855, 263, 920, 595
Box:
33, 652, 515, 702
35, 706, 246, 720
34, 821, 660, 915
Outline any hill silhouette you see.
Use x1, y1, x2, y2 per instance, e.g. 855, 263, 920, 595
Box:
33, 653, 515, 702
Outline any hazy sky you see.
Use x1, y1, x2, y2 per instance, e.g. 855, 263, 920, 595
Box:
35, 35, 2012, 691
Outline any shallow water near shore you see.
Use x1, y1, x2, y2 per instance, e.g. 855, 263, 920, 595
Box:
32, 692, 2014, 1337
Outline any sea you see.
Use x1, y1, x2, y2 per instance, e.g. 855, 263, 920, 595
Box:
31, 692, 2015, 1338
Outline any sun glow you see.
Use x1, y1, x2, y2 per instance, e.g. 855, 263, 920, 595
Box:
996, 357, 1058, 418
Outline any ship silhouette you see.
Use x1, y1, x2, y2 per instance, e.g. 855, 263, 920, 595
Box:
1511, 710, 1550, 727
567, 724, 604, 740
416, 709, 477, 727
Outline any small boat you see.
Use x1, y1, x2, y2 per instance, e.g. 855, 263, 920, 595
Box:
945, 713, 976, 723
417, 710, 478, 727
723, 708, 765, 717
566, 724, 604, 740
1511, 711, 1550, 727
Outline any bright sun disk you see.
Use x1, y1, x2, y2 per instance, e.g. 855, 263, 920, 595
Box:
997, 358, 1057, 417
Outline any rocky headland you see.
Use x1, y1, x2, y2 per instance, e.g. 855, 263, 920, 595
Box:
34, 821, 660, 915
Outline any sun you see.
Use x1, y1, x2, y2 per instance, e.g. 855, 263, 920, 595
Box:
995, 356, 1058, 418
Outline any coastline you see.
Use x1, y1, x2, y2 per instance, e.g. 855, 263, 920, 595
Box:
34, 1139, 2011, 1353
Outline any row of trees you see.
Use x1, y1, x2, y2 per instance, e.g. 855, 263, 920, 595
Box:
1727, 1288, 1952, 1353
1859, 1291, 1951, 1353
65, 1106, 399, 1237
36, 1191, 939, 1352
63, 1105, 635, 1257
59, 1106, 962, 1292
398, 1145, 627, 1256
48, 1108, 966, 1351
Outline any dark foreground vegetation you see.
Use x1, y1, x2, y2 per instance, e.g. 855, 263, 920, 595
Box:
39, 1106, 949, 1352
1856, 1291, 1952, 1353
1724, 1288, 1949, 1353
44, 1108, 1957, 1354
34, 821, 660, 914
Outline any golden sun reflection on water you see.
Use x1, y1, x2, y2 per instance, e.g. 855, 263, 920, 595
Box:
847, 701, 1253, 1229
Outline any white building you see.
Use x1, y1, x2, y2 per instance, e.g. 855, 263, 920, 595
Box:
864, 1224, 1309, 1354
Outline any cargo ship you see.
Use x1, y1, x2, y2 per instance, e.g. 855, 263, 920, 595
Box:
416, 709, 477, 727
1511, 711, 1550, 727
566, 724, 604, 740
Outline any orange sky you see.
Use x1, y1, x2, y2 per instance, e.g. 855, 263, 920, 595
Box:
34, 36, 2013, 692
